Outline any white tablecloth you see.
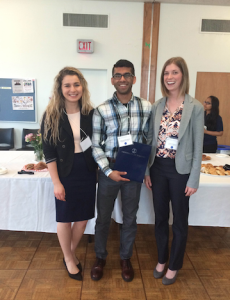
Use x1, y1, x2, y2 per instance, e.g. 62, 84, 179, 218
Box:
0, 151, 230, 234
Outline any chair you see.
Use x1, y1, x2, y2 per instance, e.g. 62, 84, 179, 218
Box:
16, 128, 39, 151
0, 128, 14, 150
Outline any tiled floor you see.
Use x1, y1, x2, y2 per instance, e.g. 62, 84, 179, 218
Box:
0, 222, 230, 300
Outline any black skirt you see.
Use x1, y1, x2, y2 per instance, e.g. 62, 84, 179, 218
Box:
55, 152, 96, 222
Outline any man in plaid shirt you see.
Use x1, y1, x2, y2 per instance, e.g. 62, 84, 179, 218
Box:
91, 59, 152, 282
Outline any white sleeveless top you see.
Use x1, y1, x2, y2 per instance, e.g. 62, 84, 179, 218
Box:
67, 112, 82, 153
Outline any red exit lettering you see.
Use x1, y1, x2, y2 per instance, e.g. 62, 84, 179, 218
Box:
79, 41, 91, 51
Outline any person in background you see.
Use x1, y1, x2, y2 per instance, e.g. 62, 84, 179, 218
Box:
203, 96, 223, 153
40, 67, 97, 281
91, 59, 152, 282
145, 57, 204, 285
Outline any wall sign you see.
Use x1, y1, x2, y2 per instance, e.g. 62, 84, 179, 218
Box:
77, 39, 94, 53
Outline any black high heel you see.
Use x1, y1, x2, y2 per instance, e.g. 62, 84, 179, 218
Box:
63, 258, 82, 281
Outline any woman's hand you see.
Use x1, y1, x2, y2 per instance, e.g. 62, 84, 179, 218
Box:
54, 182, 66, 201
144, 175, 152, 190
185, 186, 197, 197
204, 129, 223, 137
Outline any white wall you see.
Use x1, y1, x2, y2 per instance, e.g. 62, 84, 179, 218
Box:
156, 3, 230, 100
0, 0, 144, 148
1, 1, 230, 148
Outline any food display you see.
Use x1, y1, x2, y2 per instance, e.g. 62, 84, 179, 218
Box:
25, 162, 48, 171
201, 163, 230, 176
202, 154, 211, 161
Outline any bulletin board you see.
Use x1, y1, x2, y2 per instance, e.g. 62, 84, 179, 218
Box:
0, 78, 36, 122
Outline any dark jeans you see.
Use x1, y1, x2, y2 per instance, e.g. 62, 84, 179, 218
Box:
150, 157, 190, 270
94, 168, 142, 260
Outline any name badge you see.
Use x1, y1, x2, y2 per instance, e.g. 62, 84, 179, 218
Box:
117, 134, 133, 147
165, 137, 178, 150
80, 136, 92, 152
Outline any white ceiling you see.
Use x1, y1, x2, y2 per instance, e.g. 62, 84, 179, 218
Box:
83, 0, 230, 6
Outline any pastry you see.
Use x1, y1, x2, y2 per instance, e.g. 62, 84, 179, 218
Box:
201, 163, 230, 176
25, 163, 35, 170
216, 166, 224, 171
216, 170, 225, 176
202, 154, 211, 161
34, 162, 47, 170
209, 168, 218, 175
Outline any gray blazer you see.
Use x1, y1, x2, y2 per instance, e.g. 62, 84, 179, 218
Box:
146, 94, 204, 189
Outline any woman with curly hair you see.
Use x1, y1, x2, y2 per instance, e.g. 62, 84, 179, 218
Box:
41, 67, 97, 280
203, 96, 223, 153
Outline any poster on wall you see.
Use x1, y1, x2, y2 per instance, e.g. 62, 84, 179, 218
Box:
12, 79, 34, 93
12, 96, 34, 110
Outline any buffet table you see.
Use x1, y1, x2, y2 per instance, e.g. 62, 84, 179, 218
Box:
0, 151, 230, 235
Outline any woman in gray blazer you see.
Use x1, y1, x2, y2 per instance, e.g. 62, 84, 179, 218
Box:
145, 57, 204, 285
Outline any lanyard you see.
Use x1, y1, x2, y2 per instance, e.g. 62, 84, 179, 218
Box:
80, 128, 87, 142
112, 101, 132, 136
64, 109, 88, 142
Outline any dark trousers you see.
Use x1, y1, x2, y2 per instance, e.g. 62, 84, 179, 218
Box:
94, 168, 142, 260
203, 142, 217, 153
150, 157, 190, 270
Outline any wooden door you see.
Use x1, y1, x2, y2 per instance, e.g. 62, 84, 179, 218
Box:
195, 72, 230, 146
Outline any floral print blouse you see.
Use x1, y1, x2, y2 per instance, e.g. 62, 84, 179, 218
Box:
156, 101, 184, 159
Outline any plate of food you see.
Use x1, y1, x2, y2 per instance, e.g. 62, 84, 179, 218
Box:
201, 163, 230, 176
202, 154, 211, 161
23, 162, 48, 172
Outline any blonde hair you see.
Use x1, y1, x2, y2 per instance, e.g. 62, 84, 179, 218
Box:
42, 67, 93, 145
160, 57, 189, 97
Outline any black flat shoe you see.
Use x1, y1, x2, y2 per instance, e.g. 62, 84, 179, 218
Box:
75, 257, 82, 272
63, 258, 82, 281
77, 262, 82, 272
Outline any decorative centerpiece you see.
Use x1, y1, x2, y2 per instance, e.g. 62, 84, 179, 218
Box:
25, 132, 44, 161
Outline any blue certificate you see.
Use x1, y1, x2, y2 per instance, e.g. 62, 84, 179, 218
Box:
114, 142, 151, 183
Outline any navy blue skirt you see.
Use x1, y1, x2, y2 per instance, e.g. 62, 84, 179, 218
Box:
55, 152, 96, 222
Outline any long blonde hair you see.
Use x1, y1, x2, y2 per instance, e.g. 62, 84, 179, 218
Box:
160, 57, 189, 97
42, 67, 93, 145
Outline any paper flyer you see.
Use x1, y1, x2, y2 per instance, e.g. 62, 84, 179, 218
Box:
12, 79, 34, 93
23, 80, 34, 93
12, 96, 34, 110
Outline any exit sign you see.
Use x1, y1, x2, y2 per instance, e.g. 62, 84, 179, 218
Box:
77, 39, 94, 53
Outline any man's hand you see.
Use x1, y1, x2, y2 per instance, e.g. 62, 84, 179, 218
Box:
109, 171, 130, 182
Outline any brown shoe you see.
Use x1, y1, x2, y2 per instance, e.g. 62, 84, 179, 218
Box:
91, 258, 106, 281
120, 259, 134, 282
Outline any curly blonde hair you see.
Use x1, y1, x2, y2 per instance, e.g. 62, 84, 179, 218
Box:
42, 67, 93, 145
160, 57, 190, 97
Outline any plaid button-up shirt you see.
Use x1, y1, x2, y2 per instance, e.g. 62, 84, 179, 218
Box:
92, 92, 152, 176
